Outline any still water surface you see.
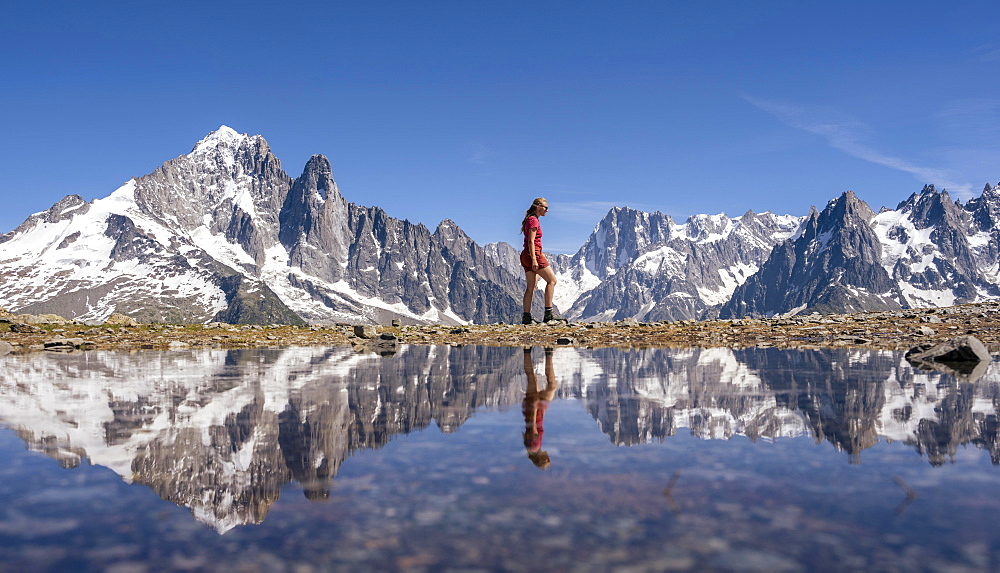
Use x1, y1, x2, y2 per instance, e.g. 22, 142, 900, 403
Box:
1, 344, 999, 571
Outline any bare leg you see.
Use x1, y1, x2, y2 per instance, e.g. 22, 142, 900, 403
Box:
523, 348, 538, 393
542, 348, 558, 398
535, 266, 558, 309
523, 271, 538, 313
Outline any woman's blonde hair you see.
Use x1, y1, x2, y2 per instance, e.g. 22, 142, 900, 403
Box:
520, 197, 548, 234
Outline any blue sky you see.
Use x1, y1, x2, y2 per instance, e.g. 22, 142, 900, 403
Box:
3, 1, 1000, 253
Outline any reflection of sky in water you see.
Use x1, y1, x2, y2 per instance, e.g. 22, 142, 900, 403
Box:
0, 345, 999, 571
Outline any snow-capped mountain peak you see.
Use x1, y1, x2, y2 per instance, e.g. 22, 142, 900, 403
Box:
0, 129, 525, 325
552, 209, 806, 321
191, 125, 245, 154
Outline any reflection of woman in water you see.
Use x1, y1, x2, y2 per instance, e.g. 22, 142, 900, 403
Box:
523, 347, 558, 469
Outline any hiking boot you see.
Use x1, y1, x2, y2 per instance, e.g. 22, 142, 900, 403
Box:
522, 313, 539, 325
543, 309, 564, 323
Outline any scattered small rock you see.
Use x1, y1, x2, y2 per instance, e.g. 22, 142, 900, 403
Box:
43, 338, 87, 352
6, 301, 1000, 354
105, 313, 139, 326
10, 323, 45, 334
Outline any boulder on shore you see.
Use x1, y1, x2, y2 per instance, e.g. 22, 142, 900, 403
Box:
353, 325, 378, 339
905, 335, 992, 382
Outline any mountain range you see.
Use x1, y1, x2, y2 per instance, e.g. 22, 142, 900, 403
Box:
2, 126, 999, 325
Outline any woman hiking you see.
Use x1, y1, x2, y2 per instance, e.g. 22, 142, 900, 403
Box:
520, 197, 562, 324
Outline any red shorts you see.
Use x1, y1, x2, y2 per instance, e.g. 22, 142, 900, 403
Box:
520, 248, 549, 271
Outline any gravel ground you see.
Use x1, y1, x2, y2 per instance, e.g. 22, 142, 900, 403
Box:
2, 301, 999, 354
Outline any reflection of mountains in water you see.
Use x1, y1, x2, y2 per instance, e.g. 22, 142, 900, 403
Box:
0, 345, 525, 532
1, 345, 999, 532
573, 347, 1000, 466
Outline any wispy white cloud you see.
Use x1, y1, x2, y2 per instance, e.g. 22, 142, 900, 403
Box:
551, 200, 676, 224
465, 142, 495, 166
552, 200, 620, 223
744, 96, 974, 200
972, 44, 1000, 62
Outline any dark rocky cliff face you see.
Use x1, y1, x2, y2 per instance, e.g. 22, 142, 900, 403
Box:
564, 206, 676, 282
105, 214, 163, 263
556, 208, 802, 321
888, 185, 1000, 304
213, 273, 306, 325
279, 154, 351, 279
716, 185, 1000, 318
721, 192, 904, 318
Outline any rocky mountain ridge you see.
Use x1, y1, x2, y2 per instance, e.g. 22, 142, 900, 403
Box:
3, 127, 1000, 324
719, 185, 1000, 318
0, 128, 524, 325
551, 207, 802, 321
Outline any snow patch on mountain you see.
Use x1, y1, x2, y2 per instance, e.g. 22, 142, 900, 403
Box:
873, 210, 936, 274
698, 262, 760, 306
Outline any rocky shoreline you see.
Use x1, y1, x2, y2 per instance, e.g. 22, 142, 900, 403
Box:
1, 302, 999, 356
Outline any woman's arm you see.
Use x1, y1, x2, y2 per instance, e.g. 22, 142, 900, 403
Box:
527, 229, 538, 269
